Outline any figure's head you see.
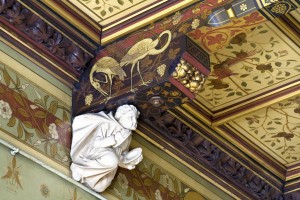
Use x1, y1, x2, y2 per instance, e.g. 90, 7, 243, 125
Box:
115, 105, 140, 130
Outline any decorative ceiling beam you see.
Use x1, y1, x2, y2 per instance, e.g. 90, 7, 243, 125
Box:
72, 35, 210, 117
138, 109, 285, 199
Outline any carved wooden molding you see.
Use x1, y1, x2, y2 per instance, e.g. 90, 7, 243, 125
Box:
0, 0, 92, 73
141, 111, 285, 199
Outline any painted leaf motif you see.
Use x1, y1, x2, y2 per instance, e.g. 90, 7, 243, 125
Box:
12, 156, 16, 169
34, 110, 47, 118
50, 143, 58, 157
153, 168, 161, 181
130, 168, 138, 177
93, 6, 102, 10
174, 178, 179, 193
100, 10, 106, 16
63, 110, 69, 122
136, 190, 145, 197
42, 122, 49, 134
132, 178, 141, 187
117, 0, 124, 5
143, 177, 153, 187
49, 101, 58, 115
17, 123, 23, 138
7, 117, 16, 127
73, 188, 77, 200
34, 88, 42, 99
227, 92, 235, 97
3, 68, 11, 86
159, 185, 166, 193
0, 85, 4, 93
126, 187, 132, 197
18, 108, 30, 118
14, 93, 25, 106
23, 121, 33, 129
35, 128, 46, 139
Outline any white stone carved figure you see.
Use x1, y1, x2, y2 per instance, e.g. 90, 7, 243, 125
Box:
70, 105, 143, 192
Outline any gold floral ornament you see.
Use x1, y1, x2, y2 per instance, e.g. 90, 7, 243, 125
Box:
171, 59, 206, 93
157, 64, 166, 77
271, 3, 287, 14
85, 94, 93, 106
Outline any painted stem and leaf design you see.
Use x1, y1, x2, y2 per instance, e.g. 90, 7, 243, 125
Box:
78, 0, 134, 17
0, 63, 71, 166
195, 13, 300, 107
1, 156, 23, 190
110, 159, 205, 200
241, 95, 300, 163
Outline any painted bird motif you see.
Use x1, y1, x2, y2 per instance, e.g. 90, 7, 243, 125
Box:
120, 30, 172, 92
90, 56, 126, 100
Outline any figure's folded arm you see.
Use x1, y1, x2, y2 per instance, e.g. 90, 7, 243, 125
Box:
94, 135, 116, 148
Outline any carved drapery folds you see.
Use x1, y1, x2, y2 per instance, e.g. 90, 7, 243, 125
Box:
143, 111, 284, 199
0, 0, 91, 72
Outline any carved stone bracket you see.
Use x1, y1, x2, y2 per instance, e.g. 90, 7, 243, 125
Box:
0, 0, 92, 77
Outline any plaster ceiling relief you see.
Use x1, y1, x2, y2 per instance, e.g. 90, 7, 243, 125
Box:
69, 0, 166, 26
195, 20, 300, 111
228, 94, 300, 165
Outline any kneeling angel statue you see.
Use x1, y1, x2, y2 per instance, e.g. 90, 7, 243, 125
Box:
70, 105, 143, 192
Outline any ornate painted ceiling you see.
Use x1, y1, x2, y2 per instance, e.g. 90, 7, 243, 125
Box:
1, 0, 300, 199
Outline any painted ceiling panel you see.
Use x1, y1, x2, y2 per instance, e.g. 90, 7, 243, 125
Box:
228, 93, 300, 165
196, 20, 300, 111
69, 0, 166, 26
